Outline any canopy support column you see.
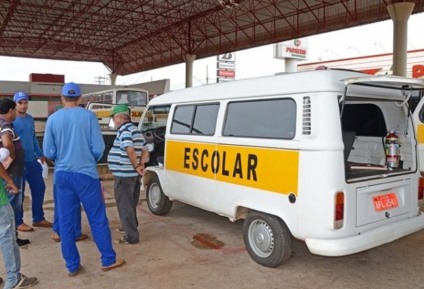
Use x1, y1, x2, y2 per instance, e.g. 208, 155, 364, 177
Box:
109, 73, 118, 86
387, 2, 415, 77
184, 54, 196, 88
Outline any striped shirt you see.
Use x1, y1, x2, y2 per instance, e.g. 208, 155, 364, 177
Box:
107, 122, 146, 177
0, 117, 25, 176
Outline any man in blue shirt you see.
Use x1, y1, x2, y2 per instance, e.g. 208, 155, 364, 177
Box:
13, 92, 52, 232
43, 82, 125, 277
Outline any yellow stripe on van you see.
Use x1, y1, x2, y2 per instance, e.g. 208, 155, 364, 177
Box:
417, 124, 424, 144
165, 140, 299, 195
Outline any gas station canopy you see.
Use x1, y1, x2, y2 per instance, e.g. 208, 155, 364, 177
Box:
1, 0, 423, 76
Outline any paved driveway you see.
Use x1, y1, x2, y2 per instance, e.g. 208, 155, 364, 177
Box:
8, 173, 424, 289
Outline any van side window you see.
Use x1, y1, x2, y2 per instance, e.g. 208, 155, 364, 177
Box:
223, 98, 296, 139
171, 105, 194, 134
341, 104, 387, 137
171, 103, 219, 135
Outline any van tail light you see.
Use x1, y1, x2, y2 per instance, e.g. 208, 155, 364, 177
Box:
418, 177, 424, 202
334, 192, 344, 229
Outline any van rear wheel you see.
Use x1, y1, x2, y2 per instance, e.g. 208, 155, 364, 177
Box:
146, 174, 172, 215
243, 211, 292, 267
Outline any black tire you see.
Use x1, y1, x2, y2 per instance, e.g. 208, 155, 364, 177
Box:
243, 211, 292, 267
146, 174, 172, 215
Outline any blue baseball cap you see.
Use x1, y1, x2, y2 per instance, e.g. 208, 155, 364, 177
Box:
61, 82, 81, 97
13, 91, 29, 102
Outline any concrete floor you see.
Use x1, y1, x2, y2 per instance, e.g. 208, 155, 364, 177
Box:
4, 171, 424, 289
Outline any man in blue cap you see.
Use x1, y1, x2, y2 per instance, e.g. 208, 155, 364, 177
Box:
13, 92, 52, 233
43, 82, 125, 277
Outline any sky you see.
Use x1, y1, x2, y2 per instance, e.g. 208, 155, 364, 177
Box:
1, 12, 424, 91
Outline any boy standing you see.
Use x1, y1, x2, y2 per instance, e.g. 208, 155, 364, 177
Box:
0, 147, 38, 289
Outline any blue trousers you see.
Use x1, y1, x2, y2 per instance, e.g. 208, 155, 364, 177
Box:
52, 185, 82, 238
16, 160, 46, 224
54, 171, 116, 272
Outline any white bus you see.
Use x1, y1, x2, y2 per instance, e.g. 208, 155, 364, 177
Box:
81, 87, 150, 128
80, 87, 150, 107
81, 88, 150, 164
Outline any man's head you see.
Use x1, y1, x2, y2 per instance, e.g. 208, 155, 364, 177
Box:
61, 82, 81, 102
13, 91, 29, 103
0, 98, 17, 121
13, 91, 29, 115
110, 104, 130, 128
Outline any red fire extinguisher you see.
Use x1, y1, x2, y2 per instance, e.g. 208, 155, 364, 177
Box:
385, 130, 400, 169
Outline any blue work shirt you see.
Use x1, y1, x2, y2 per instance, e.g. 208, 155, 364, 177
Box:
13, 113, 43, 162
43, 106, 104, 179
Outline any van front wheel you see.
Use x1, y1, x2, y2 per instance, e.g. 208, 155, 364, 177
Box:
146, 175, 172, 215
243, 211, 292, 267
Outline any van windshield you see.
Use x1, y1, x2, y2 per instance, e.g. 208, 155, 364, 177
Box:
140, 105, 171, 131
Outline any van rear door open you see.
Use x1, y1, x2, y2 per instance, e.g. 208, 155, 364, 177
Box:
411, 83, 424, 173
342, 76, 424, 181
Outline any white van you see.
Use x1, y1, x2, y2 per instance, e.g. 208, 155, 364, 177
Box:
139, 69, 424, 267
412, 95, 424, 172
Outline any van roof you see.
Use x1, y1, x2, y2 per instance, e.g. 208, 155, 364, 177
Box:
149, 69, 424, 105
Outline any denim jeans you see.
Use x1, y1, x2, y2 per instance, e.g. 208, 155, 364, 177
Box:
6, 176, 23, 228
0, 204, 21, 289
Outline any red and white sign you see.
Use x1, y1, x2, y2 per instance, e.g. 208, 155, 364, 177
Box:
298, 49, 424, 79
217, 53, 236, 82
274, 39, 309, 60
217, 69, 235, 78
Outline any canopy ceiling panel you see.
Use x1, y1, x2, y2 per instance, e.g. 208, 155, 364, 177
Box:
0, 0, 423, 75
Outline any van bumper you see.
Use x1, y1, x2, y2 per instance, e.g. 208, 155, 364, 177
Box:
305, 212, 424, 257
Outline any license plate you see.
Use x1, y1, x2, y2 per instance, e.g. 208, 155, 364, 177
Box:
373, 193, 399, 211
